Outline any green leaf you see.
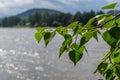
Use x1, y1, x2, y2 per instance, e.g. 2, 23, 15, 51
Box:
102, 31, 116, 46
84, 17, 96, 28
105, 69, 113, 80
104, 20, 115, 29
73, 25, 79, 36
102, 2, 117, 10
59, 34, 72, 57
115, 65, 120, 77
80, 31, 93, 47
44, 32, 51, 46
116, 18, 120, 27
95, 14, 106, 21
36, 27, 48, 32
105, 65, 115, 80
59, 45, 67, 57
56, 27, 68, 36
69, 46, 84, 66
67, 21, 79, 29
102, 15, 115, 29
94, 51, 111, 73
36, 27, 43, 32
73, 25, 83, 36
112, 49, 120, 63
35, 32, 43, 43
98, 62, 109, 76
109, 27, 120, 40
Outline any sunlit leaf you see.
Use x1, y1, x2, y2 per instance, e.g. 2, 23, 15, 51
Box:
56, 27, 68, 36
67, 21, 79, 30
102, 31, 116, 46
116, 18, 120, 27
111, 48, 120, 63
36, 27, 48, 32
80, 31, 93, 47
59, 34, 72, 57
104, 21, 115, 29
36, 27, 43, 32
35, 32, 43, 43
84, 17, 96, 28
102, 2, 117, 10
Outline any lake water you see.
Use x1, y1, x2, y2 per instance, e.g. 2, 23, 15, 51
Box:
0, 28, 109, 80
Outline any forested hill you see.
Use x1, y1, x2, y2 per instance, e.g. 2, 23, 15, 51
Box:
16, 8, 62, 20
0, 8, 104, 27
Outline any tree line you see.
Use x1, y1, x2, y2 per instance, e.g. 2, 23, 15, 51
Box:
0, 10, 104, 27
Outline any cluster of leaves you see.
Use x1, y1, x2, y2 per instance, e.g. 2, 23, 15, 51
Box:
35, 2, 120, 80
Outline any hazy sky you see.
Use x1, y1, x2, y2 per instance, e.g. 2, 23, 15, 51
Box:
0, 0, 120, 17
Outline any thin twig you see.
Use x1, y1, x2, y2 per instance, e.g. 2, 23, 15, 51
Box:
109, 56, 113, 64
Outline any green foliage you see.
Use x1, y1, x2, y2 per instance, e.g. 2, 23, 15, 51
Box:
98, 62, 108, 75
59, 34, 72, 57
35, 32, 43, 43
69, 46, 84, 66
35, 2, 120, 80
102, 31, 116, 46
102, 2, 117, 10
35, 27, 44, 43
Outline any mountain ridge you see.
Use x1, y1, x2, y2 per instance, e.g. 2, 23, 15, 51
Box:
16, 8, 63, 20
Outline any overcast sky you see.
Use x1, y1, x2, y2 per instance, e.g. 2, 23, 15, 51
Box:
0, 0, 120, 17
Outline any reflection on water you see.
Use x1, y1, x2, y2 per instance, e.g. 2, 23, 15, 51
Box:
0, 28, 109, 80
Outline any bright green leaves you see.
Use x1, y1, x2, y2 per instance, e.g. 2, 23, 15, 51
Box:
67, 21, 83, 35
80, 30, 99, 47
97, 14, 115, 29
84, 17, 97, 28
104, 64, 120, 80
112, 52, 120, 63
59, 34, 72, 57
35, 27, 56, 46
67, 21, 79, 29
102, 31, 116, 46
44, 31, 56, 46
111, 47, 120, 64
116, 18, 120, 27
69, 46, 84, 66
35, 32, 43, 43
103, 15, 115, 29
102, 2, 117, 10
34, 2, 120, 80
104, 20, 115, 29
102, 27, 120, 47
35, 27, 45, 43
56, 27, 68, 36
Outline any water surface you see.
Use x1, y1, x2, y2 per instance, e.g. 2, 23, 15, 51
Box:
0, 28, 109, 80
